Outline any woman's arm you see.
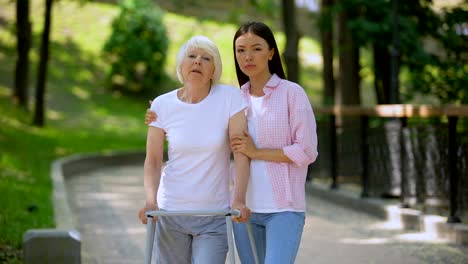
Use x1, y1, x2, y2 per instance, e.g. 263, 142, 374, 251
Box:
138, 126, 165, 224
282, 86, 318, 167
229, 111, 251, 222
231, 130, 293, 163
231, 86, 318, 167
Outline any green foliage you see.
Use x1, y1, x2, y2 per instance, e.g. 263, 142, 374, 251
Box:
342, 0, 391, 46
249, 0, 280, 16
0, 2, 324, 260
0, 1, 145, 260
334, 0, 466, 104
406, 6, 468, 104
102, 0, 169, 97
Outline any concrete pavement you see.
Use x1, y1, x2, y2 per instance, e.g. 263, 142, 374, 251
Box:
64, 164, 468, 264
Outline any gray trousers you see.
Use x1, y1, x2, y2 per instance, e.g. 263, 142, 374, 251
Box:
154, 214, 228, 264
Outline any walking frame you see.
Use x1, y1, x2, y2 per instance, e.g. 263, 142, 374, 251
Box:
145, 209, 259, 264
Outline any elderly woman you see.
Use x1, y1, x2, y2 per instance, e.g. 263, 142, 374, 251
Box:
138, 35, 250, 264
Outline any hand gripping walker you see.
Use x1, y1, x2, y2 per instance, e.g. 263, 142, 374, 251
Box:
144, 209, 259, 264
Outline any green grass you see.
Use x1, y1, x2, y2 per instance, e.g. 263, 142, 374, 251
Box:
0, 0, 323, 262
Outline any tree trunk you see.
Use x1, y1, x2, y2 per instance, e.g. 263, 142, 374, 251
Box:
389, 0, 400, 104
373, 44, 391, 104
320, 0, 335, 106
14, 0, 32, 110
311, 0, 337, 182
281, 0, 300, 82
337, 10, 360, 106
336, 4, 361, 178
33, 0, 53, 127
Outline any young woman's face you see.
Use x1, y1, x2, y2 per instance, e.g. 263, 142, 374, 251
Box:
235, 32, 274, 78
180, 48, 215, 85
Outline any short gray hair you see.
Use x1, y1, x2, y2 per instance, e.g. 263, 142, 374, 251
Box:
175, 35, 222, 84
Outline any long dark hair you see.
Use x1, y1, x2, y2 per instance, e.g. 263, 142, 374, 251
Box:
233, 21, 286, 87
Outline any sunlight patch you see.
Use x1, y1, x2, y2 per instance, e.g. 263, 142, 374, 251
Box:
340, 237, 389, 245
302, 54, 322, 66
77, 70, 93, 82
0, 116, 42, 135
421, 215, 445, 235
0, 31, 15, 46
71, 86, 90, 100
395, 232, 448, 243
55, 147, 67, 155
370, 205, 404, 230
0, 86, 10, 97
111, 74, 126, 86
0, 162, 31, 182
89, 227, 145, 235
47, 109, 63, 121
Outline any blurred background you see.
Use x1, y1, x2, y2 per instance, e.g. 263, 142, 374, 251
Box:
0, 0, 466, 263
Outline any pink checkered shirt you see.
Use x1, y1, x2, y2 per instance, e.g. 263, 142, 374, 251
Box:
240, 74, 318, 209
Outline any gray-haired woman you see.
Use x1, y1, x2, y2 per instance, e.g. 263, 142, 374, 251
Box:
138, 35, 251, 264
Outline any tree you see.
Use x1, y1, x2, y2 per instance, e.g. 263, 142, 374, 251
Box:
342, 0, 465, 104
281, 0, 300, 82
33, 0, 54, 127
336, 1, 360, 106
102, 0, 169, 97
318, 0, 335, 106
246, 0, 300, 82
13, 0, 32, 110
407, 6, 468, 104
335, 0, 362, 180
389, 0, 400, 104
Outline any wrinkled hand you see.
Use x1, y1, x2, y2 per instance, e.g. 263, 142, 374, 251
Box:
231, 200, 251, 223
138, 203, 159, 224
231, 130, 256, 158
145, 100, 158, 125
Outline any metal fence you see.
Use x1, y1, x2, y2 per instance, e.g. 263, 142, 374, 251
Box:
309, 105, 468, 223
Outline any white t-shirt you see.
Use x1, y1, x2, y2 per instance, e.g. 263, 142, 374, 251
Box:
246, 95, 275, 212
149, 84, 247, 211
247, 95, 302, 213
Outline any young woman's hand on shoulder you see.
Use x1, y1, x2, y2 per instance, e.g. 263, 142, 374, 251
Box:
145, 100, 158, 125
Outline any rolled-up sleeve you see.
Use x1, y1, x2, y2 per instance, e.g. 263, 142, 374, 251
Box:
282, 85, 318, 167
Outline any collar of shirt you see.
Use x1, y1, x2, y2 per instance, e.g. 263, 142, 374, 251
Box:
240, 73, 282, 98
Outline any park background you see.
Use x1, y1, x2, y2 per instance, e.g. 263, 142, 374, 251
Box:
0, 0, 466, 263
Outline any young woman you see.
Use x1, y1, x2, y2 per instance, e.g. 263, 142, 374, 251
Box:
229, 21, 318, 264
138, 35, 250, 264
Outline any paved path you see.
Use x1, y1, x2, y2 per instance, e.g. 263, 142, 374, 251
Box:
66, 165, 468, 264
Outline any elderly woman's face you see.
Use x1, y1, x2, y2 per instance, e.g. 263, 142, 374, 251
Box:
180, 48, 215, 86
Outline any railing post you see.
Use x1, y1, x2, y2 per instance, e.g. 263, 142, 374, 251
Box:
399, 116, 409, 208
447, 116, 461, 223
330, 114, 338, 189
360, 115, 369, 198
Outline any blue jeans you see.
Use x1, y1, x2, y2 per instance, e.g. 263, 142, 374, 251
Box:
233, 211, 305, 264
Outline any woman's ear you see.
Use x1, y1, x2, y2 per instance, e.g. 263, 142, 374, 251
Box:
269, 48, 275, 60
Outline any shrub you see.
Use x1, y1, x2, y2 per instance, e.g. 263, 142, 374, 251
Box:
103, 0, 169, 97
